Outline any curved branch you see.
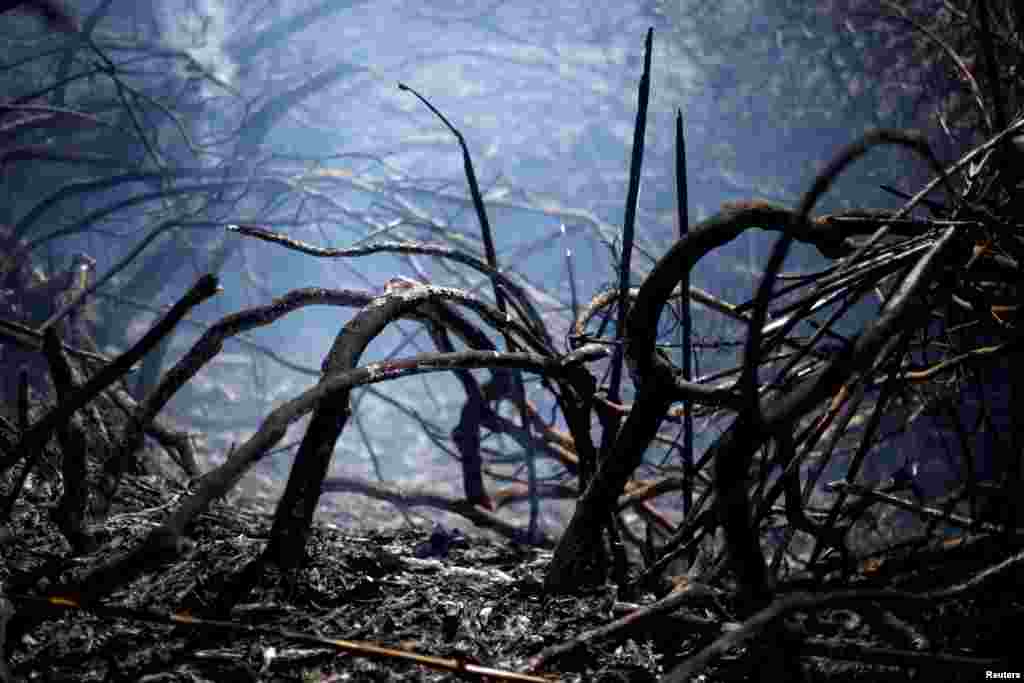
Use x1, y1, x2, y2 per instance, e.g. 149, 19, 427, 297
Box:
229, 224, 551, 349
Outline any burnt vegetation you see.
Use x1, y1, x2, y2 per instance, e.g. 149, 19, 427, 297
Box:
0, 0, 1022, 680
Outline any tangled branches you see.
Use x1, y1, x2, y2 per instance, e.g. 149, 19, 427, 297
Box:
4, 7, 1024, 678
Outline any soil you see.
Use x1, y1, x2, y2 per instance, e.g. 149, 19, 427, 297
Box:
0, 472, 666, 682
2, 465, 1021, 682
